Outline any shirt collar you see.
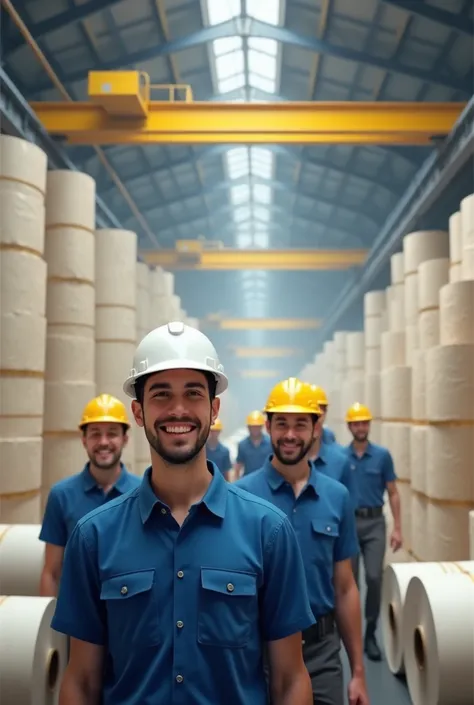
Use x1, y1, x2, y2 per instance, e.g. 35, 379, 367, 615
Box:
264, 456, 319, 496
138, 461, 227, 524
81, 463, 131, 493
349, 441, 373, 458
312, 442, 328, 466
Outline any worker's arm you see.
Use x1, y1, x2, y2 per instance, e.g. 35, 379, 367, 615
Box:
334, 560, 369, 705
386, 480, 402, 551
39, 488, 68, 596
51, 524, 107, 703
267, 634, 312, 704
263, 517, 315, 704
40, 544, 65, 597
59, 639, 104, 705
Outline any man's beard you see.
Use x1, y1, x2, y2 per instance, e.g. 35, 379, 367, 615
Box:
145, 415, 211, 465
272, 437, 313, 466
89, 448, 122, 470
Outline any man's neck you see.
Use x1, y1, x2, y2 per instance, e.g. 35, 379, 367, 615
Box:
353, 439, 369, 457
271, 457, 310, 497
150, 451, 212, 523
308, 437, 321, 462
250, 435, 262, 446
207, 440, 218, 451
89, 462, 122, 492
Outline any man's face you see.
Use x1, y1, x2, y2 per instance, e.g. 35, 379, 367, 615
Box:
267, 413, 317, 466
208, 429, 220, 445
248, 424, 263, 440
132, 369, 220, 465
349, 421, 370, 442
82, 422, 127, 470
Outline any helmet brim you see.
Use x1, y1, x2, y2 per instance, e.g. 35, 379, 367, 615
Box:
79, 416, 131, 430
265, 404, 321, 415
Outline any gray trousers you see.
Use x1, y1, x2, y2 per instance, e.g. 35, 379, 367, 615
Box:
352, 515, 386, 630
264, 631, 343, 705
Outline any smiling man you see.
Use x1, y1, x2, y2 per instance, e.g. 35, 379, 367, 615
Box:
39, 394, 140, 597
52, 321, 314, 705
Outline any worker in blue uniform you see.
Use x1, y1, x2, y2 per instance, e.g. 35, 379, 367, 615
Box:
233, 409, 272, 477
305, 384, 356, 501
39, 394, 140, 597
52, 322, 314, 705
344, 402, 402, 662
308, 385, 338, 446
205, 417, 232, 478
237, 378, 369, 705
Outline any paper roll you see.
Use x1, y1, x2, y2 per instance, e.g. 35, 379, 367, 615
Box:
381, 561, 474, 675
470, 510, 474, 560
0, 595, 68, 705
439, 280, 474, 345
403, 572, 474, 705
426, 345, 474, 422
0, 524, 44, 595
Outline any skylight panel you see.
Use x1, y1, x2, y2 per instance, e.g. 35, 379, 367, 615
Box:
254, 232, 270, 248
253, 184, 271, 204
208, 0, 241, 25
248, 50, 277, 81
216, 51, 244, 80
227, 147, 249, 178
253, 206, 271, 222
213, 37, 243, 56
251, 147, 273, 179
249, 74, 276, 93
246, 0, 280, 25
247, 38, 278, 56
234, 205, 251, 222
231, 184, 250, 204
218, 73, 246, 93
237, 232, 252, 248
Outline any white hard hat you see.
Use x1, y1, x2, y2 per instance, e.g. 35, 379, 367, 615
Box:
123, 321, 228, 398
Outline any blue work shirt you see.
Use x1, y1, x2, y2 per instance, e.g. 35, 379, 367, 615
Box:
39, 463, 140, 547
312, 443, 356, 508
236, 435, 272, 475
345, 442, 397, 508
51, 463, 314, 705
236, 459, 359, 618
322, 426, 337, 445
206, 441, 232, 476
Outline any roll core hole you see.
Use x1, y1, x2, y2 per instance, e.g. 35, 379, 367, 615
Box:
414, 626, 426, 672
388, 602, 397, 634
46, 649, 60, 691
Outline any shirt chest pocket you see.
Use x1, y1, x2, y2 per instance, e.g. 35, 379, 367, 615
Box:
100, 569, 161, 648
311, 519, 339, 565
198, 568, 258, 649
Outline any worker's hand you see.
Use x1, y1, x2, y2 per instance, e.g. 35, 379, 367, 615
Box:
348, 675, 370, 705
390, 528, 402, 552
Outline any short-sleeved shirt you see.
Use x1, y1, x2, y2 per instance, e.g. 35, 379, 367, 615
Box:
236, 435, 272, 475
236, 459, 359, 618
51, 463, 314, 705
312, 443, 356, 509
39, 464, 140, 547
321, 426, 336, 445
206, 441, 232, 476
344, 442, 397, 508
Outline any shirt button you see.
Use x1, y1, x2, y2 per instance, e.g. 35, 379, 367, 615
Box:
176, 674, 184, 683
326, 526, 332, 533
177, 570, 184, 579
176, 620, 184, 629
161, 507, 167, 515
226, 583, 235, 592
120, 586, 128, 595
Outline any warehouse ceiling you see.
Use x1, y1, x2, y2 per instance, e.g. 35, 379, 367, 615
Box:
2, 0, 473, 411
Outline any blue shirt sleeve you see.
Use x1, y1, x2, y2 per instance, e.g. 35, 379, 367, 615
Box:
39, 488, 68, 547
334, 489, 360, 562
51, 523, 106, 645
261, 517, 315, 641
382, 450, 397, 482
222, 448, 232, 473
236, 441, 245, 464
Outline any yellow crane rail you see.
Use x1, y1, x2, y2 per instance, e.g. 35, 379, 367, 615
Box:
141, 247, 367, 270
203, 318, 322, 331
29, 71, 466, 146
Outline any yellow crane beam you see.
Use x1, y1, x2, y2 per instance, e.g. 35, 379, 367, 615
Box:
29, 72, 465, 146
204, 319, 322, 331
142, 248, 367, 270
230, 347, 302, 358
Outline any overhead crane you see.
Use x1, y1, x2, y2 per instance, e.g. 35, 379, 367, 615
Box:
202, 318, 322, 331
29, 71, 466, 146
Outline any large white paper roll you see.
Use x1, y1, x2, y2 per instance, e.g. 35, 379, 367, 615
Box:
470, 511, 474, 560
0, 524, 44, 595
403, 572, 474, 705
381, 561, 474, 675
0, 595, 68, 705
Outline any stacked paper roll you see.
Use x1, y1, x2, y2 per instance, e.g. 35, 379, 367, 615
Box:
345, 331, 365, 392
149, 267, 176, 328
0, 136, 48, 523
0, 595, 68, 705
363, 291, 386, 442
461, 193, 474, 280
42, 171, 96, 503
381, 560, 474, 675
96, 229, 138, 473
470, 511, 474, 560
332, 331, 351, 443
364, 374, 381, 444
136, 261, 151, 344
449, 211, 463, 282
439, 280, 474, 345
388, 252, 405, 331
0, 524, 44, 595
403, 571, 474, 705
426, 341, 474, 560
186, 317, 200, 329
417, 258, 449, 351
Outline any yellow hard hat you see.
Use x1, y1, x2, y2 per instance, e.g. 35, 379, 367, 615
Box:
264, 378, 321, 415
79, 394, 131, 429
307, 384, 329, 407
246, 410, 266, 426
345, 402, 373, 423
211, 418, 223, 431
